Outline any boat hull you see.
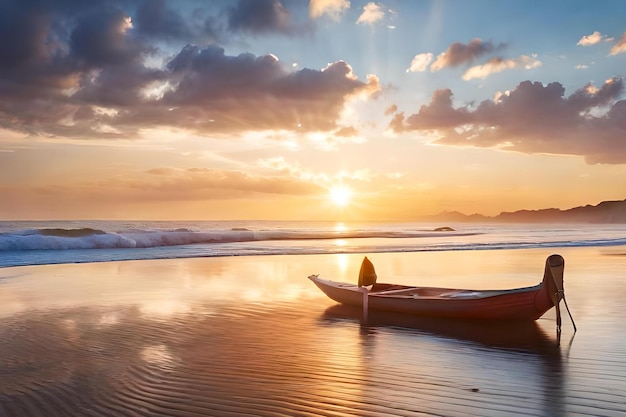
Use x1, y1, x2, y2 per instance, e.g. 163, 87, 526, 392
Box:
309, 277, 554, 321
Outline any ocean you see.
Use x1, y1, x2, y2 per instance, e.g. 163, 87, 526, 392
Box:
2, 220, 626, 268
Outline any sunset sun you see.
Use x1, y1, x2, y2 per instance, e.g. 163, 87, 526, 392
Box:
329, 185, 352, 207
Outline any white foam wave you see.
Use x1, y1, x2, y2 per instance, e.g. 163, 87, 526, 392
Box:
1, 222, 625, 268
0, 229, 477, 251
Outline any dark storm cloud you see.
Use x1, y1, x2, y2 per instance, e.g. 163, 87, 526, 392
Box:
391, 78, 626, 164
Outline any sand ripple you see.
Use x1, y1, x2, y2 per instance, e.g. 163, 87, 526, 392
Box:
1, 302, 625, 417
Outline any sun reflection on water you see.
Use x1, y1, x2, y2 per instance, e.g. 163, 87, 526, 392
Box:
334, 222, 347, 232
335, 253, 349, 274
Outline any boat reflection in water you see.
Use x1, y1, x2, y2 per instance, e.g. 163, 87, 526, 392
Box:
320, 304, 568, 417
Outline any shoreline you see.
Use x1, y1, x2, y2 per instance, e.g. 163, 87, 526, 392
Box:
3, 240, 626, 270
2, 244, 626, 317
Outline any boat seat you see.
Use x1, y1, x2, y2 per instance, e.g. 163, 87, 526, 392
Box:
373, 287, 417, 295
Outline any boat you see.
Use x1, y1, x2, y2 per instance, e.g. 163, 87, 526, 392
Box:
309, 254, 576, 330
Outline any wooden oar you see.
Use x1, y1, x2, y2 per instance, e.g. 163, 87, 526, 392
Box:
562, 292, 577, 332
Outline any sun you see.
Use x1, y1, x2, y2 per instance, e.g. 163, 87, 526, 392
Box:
329, 185, 352, 207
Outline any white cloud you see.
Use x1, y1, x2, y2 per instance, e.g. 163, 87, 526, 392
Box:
406, 53, 433, 72
357, 2, 384, 25
577, 31, 604, 46
609, 32, 626, 55
309, 0, 350, 20
386, 172, 404, 179
462, 55, 541, 80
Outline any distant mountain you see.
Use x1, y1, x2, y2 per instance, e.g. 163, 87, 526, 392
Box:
422, 198, 626, 223
426, 211, 490, 222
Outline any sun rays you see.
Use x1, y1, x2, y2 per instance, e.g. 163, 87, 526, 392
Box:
329, 185, 352, 207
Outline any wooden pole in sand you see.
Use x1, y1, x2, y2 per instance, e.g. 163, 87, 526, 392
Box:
359, 287, 369, 321
358, 256, 377, 322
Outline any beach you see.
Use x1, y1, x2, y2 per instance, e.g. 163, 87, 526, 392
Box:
1, 247, 625, 416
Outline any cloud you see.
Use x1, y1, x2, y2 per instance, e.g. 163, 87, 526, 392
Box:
576, 30, 626, 54
408, 39, 516, 79
131, 0, 222, 44
69, 10, 142, 68
133, 0, 197, 41
406, 53, 433, 73
142, 167, 323, 196
430, 39, 505, 71
335, 125, 358, 137
401, 89, 472, 129
610, 32, 626, 55
0, 2, 148, 93
577, 31, 605, 46
227, 0, 297, 35
1, 43, 379, 138
0, 166, 326, 215
309, 0, 350, 20
462, 55, 541, 80
384, 104, 397, 116
0, 1, 379, 139
157, 46, 379, 132
73, 64, 165, 108
390, 78, 626, 164
356, 2, 385, 25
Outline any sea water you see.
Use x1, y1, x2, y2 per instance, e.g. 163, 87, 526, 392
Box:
1, 220, 626, 268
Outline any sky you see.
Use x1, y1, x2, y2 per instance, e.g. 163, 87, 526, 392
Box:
1, 0, 625, 221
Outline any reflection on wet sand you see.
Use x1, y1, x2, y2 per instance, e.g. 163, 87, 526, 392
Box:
0, 301, 570, 417
322, 304, 566, 416
322, 304, 563, 353
0, 302, 371, 417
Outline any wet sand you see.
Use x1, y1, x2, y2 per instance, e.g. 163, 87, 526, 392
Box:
1, 247, 625, 416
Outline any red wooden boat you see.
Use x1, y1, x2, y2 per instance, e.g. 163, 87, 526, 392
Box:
309, 254, 576, 328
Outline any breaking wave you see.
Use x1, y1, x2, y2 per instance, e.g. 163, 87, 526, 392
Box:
0, 227, 478, 251
1, 221, 625, 268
